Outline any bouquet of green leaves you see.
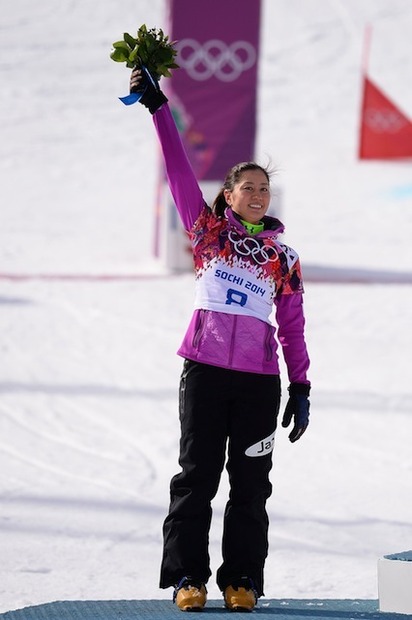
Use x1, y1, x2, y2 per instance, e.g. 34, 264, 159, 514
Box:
110, 24, 179, 79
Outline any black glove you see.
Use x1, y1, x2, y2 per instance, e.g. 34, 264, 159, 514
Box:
282, 383, 310, 443
129, 66, 168, 114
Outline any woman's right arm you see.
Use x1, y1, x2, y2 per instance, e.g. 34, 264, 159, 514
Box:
152, 103, 205, 231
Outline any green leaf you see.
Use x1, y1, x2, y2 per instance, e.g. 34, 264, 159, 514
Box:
123, 32, 137, 48
129, 47, 139, 63
112, 40, 129, 51
110, 48, 129, 62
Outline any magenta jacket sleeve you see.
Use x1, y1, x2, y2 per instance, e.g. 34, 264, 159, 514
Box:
275, 293, 310, 385
152, 104, 205, 231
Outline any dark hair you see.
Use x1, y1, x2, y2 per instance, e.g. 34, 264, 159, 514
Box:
212, 162, 272, 217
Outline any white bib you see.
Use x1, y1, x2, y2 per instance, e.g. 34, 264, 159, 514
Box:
194, 257, 276, 324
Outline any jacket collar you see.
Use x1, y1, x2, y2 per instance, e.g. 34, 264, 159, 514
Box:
225, 207, 285, 237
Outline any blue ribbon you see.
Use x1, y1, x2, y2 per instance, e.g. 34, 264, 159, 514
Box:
119, 92, 141, 106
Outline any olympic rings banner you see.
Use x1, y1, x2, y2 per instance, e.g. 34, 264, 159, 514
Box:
359, 76, 412, 159
165, 0, 261, 179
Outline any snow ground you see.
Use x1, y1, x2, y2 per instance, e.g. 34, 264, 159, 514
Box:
1, 0, 412, 613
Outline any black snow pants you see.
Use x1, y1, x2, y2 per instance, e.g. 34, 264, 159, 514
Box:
159, 359, 281, 597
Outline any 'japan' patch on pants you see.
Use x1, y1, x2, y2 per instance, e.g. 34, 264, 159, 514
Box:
245, 432, 275, 457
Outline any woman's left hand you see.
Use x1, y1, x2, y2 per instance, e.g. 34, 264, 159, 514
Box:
282, 383, 310, 443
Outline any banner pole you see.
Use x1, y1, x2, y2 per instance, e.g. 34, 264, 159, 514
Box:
358, 23, 372, 159
361, 23, 372, 76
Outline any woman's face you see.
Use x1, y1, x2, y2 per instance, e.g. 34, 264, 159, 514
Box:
224, 169, 271, 224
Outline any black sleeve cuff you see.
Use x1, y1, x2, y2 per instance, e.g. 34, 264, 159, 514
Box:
289, 382, 311, 397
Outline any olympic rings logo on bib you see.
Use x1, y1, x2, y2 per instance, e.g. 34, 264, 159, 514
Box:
176, 39, 257, 82
228, 230, 278, 265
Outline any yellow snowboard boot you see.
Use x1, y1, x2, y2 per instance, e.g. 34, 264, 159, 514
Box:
174, 577, 207, 611
224, 577, 257, 611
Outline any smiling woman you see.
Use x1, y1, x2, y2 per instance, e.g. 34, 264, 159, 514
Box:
125, 62, 311, 612
216, 164, 272, 225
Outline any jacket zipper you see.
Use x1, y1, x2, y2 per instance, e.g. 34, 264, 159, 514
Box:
265, 323, 274, 361
228, 315, 237, 367
192, 309, 206, 349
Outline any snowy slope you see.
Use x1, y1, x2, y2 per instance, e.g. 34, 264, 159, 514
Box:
1, 0, 412, 613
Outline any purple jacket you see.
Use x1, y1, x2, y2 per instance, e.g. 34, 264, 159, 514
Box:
153, 104, 310, 383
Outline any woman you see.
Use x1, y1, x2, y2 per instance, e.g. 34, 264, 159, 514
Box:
128, 67, 311, 612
